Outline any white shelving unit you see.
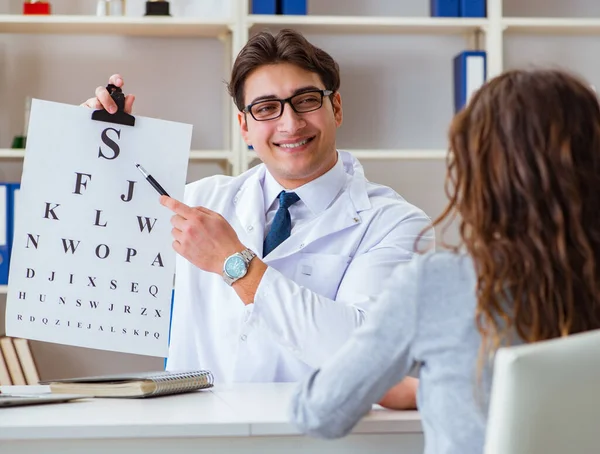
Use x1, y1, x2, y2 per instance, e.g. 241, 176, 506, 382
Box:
0, 14, 232, 37
502, 17, 600, 34
0, 1, 505, 178
248, 149, 448, 163
1, 0, 598, 177
246, 14, 488, 35
0, 148, 234, 162
0, 148, 26, 158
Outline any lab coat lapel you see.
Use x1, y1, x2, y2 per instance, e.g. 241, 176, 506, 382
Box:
233, 169, 266, 258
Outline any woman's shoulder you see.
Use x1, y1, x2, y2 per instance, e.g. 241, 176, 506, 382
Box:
408, 249, 477, 291
414, 249, 473, 271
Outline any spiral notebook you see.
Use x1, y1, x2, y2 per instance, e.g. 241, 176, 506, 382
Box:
39, 370, 213, 398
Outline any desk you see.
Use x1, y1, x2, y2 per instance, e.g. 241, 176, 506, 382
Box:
0, 383, 424, 454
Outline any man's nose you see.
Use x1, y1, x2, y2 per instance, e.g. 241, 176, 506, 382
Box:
277, 102, 306, 133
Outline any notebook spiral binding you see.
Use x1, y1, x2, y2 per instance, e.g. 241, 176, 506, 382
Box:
150, 371, 214, 396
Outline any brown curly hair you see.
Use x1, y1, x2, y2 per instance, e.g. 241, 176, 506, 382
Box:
433, 68, 600, 354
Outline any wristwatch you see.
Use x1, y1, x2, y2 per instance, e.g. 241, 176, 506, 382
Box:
222, 248, 257, 286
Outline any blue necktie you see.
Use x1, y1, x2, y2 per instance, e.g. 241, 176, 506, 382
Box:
263, 191, 300, 257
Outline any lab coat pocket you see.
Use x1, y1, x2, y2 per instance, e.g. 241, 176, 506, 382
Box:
294, 253, 351, 300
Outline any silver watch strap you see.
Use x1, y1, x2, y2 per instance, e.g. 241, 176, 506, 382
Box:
223, 273, 235, 286
240, 248, 256, 263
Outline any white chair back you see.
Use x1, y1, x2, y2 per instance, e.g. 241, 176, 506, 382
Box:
484, 329, 600, 454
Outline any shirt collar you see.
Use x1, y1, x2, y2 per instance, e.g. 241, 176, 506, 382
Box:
262, 152, 346, 216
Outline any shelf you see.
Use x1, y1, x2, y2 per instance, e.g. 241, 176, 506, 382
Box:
248, 15, 487, 35
349, 149, 449, 159
0, 149, 231, 162
503, 17, 600, 35
0, 149, 25, 158
0, 15, 232, 37
247, 149, 448, 161
188, 150, 232, 161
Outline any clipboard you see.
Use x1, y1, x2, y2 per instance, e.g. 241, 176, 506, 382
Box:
91, 84, 136, 127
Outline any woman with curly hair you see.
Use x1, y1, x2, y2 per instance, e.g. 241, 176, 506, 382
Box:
290, 68, 600, 454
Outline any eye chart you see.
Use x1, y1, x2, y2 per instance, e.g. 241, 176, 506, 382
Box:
5, 99, 191, 357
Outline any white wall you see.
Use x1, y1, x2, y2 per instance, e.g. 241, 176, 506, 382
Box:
1, 0, 599, 379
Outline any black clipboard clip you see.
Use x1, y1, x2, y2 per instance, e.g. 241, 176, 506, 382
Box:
91, 84, 136, 127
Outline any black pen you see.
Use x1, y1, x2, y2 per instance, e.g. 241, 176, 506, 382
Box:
135, 163, 170, 197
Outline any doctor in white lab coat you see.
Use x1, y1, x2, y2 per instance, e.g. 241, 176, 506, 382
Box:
84, 29, 433, 389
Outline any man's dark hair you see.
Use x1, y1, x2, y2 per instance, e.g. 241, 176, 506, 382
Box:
227, 29, 340, 111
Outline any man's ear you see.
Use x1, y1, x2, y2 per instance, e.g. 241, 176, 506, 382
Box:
332, 92, 343, 127
238, 111, 251, 145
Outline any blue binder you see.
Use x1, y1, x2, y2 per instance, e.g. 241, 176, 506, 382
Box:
252, 0, 277, 14
453, 50, 487, 113
281, 0, 306, 15
431, 0, 459, 17
460, 0, 486, 17
8, 183, 20, 248
164, 288, 175, 370
0, 183, 10, 285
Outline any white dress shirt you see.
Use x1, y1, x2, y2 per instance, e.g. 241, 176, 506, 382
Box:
263, 154, 346, 236
166, 151, 433, 383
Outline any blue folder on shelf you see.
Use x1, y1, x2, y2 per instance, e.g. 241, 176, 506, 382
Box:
164, 288, 175, 370
252, 0, 277, 14
453, 50, 487, 113
431, 0, 459, 17
8, 182, 20, 248
281, 0, 306, 15
459, 0, 486, 17
0, 183, 11, 285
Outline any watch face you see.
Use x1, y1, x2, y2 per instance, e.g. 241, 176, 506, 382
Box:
224, 255, 247, 279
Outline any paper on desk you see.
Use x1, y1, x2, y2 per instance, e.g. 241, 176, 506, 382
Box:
5, 99, 192, 357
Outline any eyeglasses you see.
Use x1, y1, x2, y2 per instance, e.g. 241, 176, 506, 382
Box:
243, 89, 334, 121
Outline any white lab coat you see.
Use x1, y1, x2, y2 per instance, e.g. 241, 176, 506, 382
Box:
166, 151, 433, 383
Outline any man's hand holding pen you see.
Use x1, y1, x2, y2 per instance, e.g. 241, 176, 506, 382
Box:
160, 196, 246, 275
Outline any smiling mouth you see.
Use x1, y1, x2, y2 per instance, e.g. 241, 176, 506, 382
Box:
274, 136, 316, 149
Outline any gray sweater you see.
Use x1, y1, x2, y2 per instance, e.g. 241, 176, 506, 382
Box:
290, 251, 495, 454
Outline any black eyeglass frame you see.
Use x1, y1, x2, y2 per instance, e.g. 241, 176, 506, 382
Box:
243, 89, 334, 121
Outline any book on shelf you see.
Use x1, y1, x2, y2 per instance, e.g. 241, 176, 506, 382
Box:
0, 337, 40, 386
0, 337, 26, 385
0, 344, 12, 385
40, 370, 214, 398
251, 0, 306, 15
12, 337, 40, 385
431, 0, 459, 17
459, 0, 486, 17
